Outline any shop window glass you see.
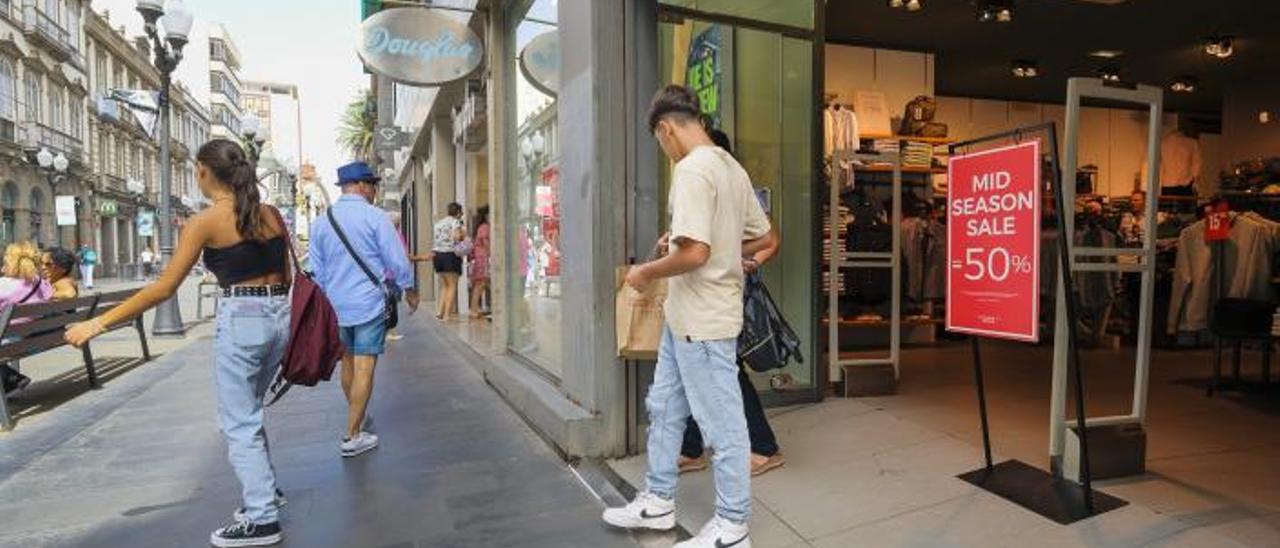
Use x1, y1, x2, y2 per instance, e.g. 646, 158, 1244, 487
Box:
508, 0, 562, 376
1, 182, 17, 245
661, 0, 813, 31
28, 188, 42, 246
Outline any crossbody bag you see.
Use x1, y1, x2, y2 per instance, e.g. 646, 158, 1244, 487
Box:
326, 209, 400, 330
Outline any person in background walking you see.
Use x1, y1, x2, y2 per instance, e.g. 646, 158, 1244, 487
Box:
603, 86, 777, 548
0, 242, 53, 396
432, 203, 465, 321
68, 139, 293, 547
468, 205, 491, 319
140, 247, 156, 279
309, 161, 418, 459
77, 244, 96, 289
678, 129, 785, 478
43, 247, 79, 300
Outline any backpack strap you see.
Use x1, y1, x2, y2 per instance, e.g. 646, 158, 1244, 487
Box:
326, 208, 385, 293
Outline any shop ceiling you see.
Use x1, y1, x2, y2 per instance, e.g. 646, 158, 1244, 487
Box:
825, 0, 1280, 115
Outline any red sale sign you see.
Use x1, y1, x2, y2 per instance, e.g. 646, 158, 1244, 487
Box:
946, 141, 1042, 342
1205, 201, 1231, 241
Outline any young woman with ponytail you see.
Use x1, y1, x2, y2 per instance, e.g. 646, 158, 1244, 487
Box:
66, 138, 292, 547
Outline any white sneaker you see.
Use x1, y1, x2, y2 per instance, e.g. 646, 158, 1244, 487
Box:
601, 491, 677, 531
675, 516, 751, 548
339, 432, 379, 458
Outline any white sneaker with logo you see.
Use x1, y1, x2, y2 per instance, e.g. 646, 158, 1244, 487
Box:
601, 491, 677, 531
339, 432, 379, 458
675, 515, 751, 548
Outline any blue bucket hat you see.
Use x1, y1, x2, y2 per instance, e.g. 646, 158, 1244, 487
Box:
337, 161, 381, 185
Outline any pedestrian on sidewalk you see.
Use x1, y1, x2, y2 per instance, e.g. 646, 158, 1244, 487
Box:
309, 161, 418, 459
76, 244, 96, 289
468, 205, 491, 319
140, 247, 156, 279
678, 129, 785, 479
603, 86, 777, 548
67, 139, 294, 548
432, 203, 466, 321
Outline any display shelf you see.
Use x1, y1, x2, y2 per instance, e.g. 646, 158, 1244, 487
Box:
820, 316, 942, 327
854, 165, 946, 174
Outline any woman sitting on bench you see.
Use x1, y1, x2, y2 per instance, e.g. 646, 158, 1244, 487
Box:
42, 247, 79, 301
0, 241, 53, 395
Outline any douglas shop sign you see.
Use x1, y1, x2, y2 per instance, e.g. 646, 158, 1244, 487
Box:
358, 8, 483, 86
520, 31, 559, 97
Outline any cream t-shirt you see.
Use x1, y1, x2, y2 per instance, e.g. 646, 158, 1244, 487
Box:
665, 145, 771, 341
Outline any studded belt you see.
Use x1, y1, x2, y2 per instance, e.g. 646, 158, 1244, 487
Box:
221, 283, 289, 298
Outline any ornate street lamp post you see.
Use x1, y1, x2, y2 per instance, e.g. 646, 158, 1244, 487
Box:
136, 0, 193, 337
35, 147, 69, 247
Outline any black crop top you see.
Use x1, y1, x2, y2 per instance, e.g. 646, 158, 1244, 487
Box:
203, 236, 288, 287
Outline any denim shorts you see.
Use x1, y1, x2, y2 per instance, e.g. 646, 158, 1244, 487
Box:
340, 315, 388, 356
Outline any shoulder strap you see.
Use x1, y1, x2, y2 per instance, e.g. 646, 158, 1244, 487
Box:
18, 281, 40, 304
326, 208, 383, 289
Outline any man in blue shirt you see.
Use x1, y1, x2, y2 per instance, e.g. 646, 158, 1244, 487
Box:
310, 161, 418, 457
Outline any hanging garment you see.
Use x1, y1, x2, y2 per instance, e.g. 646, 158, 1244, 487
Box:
1168, 213, 1280, 334
901, 217, 946, 303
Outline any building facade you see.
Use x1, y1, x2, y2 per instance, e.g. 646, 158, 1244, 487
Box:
0, 0, 92, 251
241, 80, 301, 216
84, 6, 209, 277
205, 24, 243, 141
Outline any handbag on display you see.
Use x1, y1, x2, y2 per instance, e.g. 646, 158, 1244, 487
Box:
898, 95, 938, 136
326, 209, 400, 331
267, 206, 343, 406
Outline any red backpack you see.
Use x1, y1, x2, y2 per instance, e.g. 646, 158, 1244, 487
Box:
267, 207, 343, 405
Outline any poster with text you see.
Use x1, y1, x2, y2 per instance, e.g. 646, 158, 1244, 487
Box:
946, 141, 1041, 342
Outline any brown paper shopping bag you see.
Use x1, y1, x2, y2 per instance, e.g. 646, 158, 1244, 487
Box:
616, 266, 667, 360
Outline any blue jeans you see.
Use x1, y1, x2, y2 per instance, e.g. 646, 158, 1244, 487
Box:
644, 324, 750, 524
214, 296, 290, 525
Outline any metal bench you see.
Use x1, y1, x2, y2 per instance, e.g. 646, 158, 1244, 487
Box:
0, 289, 151, 430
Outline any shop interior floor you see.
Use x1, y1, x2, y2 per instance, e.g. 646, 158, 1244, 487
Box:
609, 341, 1280, 547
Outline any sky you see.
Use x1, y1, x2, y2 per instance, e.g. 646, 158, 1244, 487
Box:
94, 0, 367, 190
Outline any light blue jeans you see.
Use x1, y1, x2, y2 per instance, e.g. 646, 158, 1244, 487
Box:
644, 324, 750, 524
214, 295, 290, 524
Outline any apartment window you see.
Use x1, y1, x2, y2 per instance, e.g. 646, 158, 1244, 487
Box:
68, 94, 80, 138
24, 72, 41, 123
112, 62, 123, 91
67, 1, 79, 51
129, 144, 140, 179
97, 132, 106, 173
48, 85, 63, 130
114, 136, 123, 177
0, 59, 14, 122
94, 49, 106, 96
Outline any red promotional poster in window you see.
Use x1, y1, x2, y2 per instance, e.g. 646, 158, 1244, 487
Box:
946, 141, 1042, 342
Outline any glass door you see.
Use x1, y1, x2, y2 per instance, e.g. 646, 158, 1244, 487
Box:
654, 13, 818, 405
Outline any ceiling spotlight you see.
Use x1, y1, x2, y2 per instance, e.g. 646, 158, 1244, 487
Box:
1204, 37, 1234, 59
1088, 50, 1124, 59
1169, 76, 1198, 93
978, 1, 1013, 23
1098, 66, 1121, 82
888, 0, 905, 7
906, 0, 922, 11
1011, 60, 1038, 78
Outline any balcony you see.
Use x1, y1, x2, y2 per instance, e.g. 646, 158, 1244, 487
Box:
98, 173, 125, 193
21, 6, 73, 61
19, 121, 83, 165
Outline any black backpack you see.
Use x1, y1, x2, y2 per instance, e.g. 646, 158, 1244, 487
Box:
738, 272, 804, 373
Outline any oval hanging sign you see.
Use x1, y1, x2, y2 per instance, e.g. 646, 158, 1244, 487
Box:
519, 31, 559, 97
357, 8, 484, 86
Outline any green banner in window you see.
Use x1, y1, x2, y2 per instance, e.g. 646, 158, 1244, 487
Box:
686, 25, 722, 128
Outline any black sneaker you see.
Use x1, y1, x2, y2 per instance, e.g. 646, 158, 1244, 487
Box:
1, 366, 29, 396
232, 488, 287, 522
209, 519, 282, 547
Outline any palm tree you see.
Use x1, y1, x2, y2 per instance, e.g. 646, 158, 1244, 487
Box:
336, 89, 375, 162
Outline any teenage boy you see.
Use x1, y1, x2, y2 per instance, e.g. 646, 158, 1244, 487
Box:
603, 86, 776, 548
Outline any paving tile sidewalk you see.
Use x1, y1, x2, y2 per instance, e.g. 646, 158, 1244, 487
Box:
0, 310, 640, 548
609, 399, 1277, 547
